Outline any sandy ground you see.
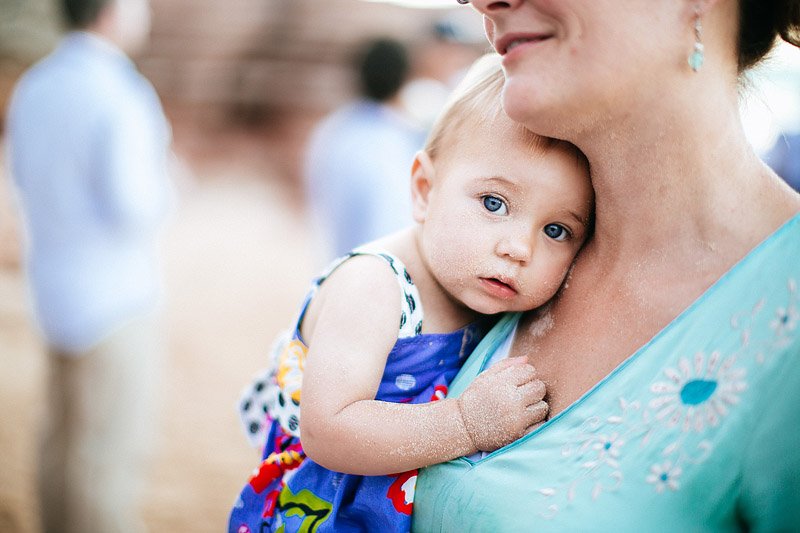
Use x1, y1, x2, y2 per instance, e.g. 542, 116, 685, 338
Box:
0, 129, 317, 532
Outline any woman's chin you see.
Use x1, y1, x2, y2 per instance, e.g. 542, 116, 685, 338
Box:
501, 80, 556, 135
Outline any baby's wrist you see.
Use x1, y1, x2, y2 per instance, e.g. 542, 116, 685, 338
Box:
452, 397, 479, 455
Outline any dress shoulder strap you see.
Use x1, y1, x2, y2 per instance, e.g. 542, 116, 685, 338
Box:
353, 249, 424, 338
299, 249, 424, 338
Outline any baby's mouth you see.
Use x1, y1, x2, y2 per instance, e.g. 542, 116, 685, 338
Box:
480, 277, 518, 298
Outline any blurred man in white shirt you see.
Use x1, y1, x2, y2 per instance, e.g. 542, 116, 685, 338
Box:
6, 0, 172, 530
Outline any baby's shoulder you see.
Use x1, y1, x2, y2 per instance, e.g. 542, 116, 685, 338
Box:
321, 252, 405, 294
304, 252, 407, 332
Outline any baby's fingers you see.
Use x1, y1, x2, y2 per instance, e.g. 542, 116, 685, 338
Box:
525, 400, 549, 428
517, 379, 546, 404
483, 356, 528, 375
505, 363, 537, 386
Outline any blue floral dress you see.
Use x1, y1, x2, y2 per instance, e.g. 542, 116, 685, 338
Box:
413, 212, 800, 531
230, 250, 489, 533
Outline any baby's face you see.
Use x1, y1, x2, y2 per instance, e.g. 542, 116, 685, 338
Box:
417, 117, 593, 315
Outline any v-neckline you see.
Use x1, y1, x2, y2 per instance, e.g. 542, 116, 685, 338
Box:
462, 210, 800, 465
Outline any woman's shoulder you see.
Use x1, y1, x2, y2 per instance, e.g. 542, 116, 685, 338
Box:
754, 171, 800, 236
747, 205, 800, 268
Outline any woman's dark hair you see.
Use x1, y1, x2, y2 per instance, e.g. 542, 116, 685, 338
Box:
739, 0, 800, 71
355, 38, 410, 102
62, 0, 109, 29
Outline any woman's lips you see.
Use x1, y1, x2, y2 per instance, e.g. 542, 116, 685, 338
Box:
496, 33, 553, 56
480, 277, 518, 299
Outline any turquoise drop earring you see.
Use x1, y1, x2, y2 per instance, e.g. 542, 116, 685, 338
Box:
688, 10, 704, 72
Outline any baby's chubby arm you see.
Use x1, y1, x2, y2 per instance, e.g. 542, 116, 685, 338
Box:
299, 256, 548, 476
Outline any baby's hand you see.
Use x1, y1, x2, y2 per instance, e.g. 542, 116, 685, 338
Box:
456, 356, 547, 452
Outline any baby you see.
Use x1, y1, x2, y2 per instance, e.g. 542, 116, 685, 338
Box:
230, 55, 594, 533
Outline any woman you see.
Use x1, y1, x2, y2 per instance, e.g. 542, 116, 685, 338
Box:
413, 0, 800, 530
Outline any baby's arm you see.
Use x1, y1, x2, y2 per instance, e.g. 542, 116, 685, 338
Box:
300, 256, 547, 476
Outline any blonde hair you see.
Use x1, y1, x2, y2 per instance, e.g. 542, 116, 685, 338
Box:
424, 54, 562, 163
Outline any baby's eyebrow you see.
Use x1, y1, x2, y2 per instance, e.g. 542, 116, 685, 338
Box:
479, 175, 519, 190
565, 210, 590, 226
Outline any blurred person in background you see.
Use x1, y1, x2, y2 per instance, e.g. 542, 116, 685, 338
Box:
304, 37, 424, 263
400, 19, 483, 132
4, 0, 172, 531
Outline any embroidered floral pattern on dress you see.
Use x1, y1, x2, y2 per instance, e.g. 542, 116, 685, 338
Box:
533, 277, 796, 519
646, 461, 682, 493
537, 412, 628, 519
649, 351, 747, 433
770, 278, 798, 345
730, 278, 798, 361
592, 432, 624, 467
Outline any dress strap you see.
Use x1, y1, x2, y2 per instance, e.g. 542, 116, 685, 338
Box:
353, 249, 424, 339
296, 249, 424, 338
448, 312, 523, 399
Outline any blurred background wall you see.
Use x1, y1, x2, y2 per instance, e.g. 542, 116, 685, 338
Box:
0, 0, 485, 185
140, 0, 483, 188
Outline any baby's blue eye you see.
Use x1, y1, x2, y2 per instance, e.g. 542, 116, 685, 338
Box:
482, 195, 508, 215
544, 224, 569, 241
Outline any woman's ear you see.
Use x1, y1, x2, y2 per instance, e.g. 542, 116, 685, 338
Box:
410, 150, 436, 224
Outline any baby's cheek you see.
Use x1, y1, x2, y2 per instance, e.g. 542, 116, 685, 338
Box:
528, 261, 572, 305
550, 258, 573, 285
430, 240, 477, 285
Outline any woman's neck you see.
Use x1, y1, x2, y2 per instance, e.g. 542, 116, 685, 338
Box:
572, 87, 790, 269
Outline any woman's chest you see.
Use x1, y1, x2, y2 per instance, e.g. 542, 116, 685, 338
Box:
418, 276, 800, 530
523, 246, 764, 416
516, 284, 691, 417
415, 217, 800, 532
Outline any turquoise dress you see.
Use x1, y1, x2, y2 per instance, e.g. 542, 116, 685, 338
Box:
413, 213, 800, 532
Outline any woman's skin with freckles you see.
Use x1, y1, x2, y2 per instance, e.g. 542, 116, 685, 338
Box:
469, 0, 800, 417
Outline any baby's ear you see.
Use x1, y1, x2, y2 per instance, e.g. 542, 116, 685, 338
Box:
410, 150, 435, 223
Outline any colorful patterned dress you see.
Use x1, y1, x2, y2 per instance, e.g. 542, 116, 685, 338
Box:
413, 212, 800, 531
230, 250, 489, 533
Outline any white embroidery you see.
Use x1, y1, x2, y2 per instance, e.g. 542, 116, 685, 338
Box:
646, 461, 682, 493
649, 351, 747, 433
770, 278, 798, 346
532, 277, 796, 519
